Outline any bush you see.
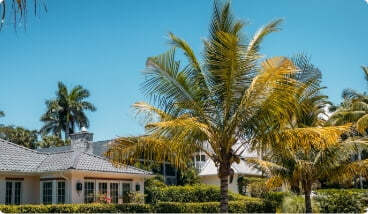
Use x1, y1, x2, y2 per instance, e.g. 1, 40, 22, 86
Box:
237, 176, 267, 195
155, 198, 276, 213
146, 184, 242, 204
315, 189, 366, 213
246, 181, 270, 198
281, 195, 319, 213
0, 203, 152, 213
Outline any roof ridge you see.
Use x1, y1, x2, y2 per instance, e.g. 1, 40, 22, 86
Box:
80, 152, 150, 173
0, 138, 44, 154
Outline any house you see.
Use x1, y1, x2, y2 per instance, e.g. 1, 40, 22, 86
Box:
40, 140, 178, 185
195, 143, 262, 194
0, 129, 153, 205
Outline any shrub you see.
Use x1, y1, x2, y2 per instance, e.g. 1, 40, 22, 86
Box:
237, 176, 266, 195
146, 184, 243, 204
315, 189, 366, 213
0, 203, 152, 213
246, 181, 270, 198
281, 195, 319, 213
155, 199, 276, 213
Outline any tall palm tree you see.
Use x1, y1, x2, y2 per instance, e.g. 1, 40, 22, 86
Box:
107, 1, 311, 212
40, 82, 96, 139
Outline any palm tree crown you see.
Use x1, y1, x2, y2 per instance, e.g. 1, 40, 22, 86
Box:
107, 1, 312, 212
40, 82, 96, 139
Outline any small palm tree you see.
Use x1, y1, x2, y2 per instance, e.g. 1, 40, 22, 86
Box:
248, 59, 366, 213
108, 1, 309, 212
328, 66, 368, 188
40, 82, 96, 139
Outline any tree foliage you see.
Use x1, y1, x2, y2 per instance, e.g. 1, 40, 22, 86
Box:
40, 82, 96, 139
0, 125, 38, 149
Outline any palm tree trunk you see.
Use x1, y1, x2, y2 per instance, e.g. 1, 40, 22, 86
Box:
304, 188, 312, 213
219, 162, 230, 213
65, 119, 70, 140
220, 176, 229, 213
358, 150, 363, 189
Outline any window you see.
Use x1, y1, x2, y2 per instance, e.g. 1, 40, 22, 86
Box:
193, 153, 207, 170
98, 182, 107, 195
5, 181, 22, 205
84, 182, 95, 203
57, 182, 65, 204
122, 183, 131, 203
5, 182, 12, 205
14, 182, 21, 205
110, 183, 119, 203
43, 182, 53, 204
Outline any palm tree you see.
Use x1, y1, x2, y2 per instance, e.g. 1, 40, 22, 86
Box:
0, 0, 46, 30
108, 1, 310, 212
40, 82, 96, 139
248, 137, 367, 213
327, 66, 368, 188
247, 57, 359, 213
0, 125, 39, 149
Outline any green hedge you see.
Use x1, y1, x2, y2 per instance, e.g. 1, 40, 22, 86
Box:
0, 203, 152, 213
315, 189, 367, 213
146, 184, 241, 204
155, 199, 276, 213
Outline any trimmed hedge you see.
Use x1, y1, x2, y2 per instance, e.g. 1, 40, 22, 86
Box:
0, 198, 275, 213
0, 203, 152, 213
155, 199, 276, 213
146, 184, 241, 204
315, 189, 367, 213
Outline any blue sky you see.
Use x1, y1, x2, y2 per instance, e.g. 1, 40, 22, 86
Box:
0, 0, 368, 141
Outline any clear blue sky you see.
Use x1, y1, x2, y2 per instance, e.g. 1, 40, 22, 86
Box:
1, 0, 368, 141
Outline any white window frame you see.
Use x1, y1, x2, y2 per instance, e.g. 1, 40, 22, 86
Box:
84, 179, 132, 204
40, 179, 67, 204
5, 180, 23, 205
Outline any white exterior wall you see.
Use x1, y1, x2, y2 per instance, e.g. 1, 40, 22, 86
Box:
0, 174, 40, 204
199, 174, 240, 194
69, 171, 146, 204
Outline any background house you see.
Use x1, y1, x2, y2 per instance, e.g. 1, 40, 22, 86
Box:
0, 130, 152, 205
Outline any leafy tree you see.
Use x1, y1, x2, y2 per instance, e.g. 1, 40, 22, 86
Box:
0, 125, 38, 149
248, 58, 365, 213
37, 135, 70, 148
108, 1, 308, 212
40, 82, 96, 139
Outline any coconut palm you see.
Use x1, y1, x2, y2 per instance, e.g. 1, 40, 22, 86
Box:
40, 82, 96, 139
107, 1, 312, 212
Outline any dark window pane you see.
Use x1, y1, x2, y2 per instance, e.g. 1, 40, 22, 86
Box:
84, 182, 95, 203
57, 182, 65, 204
5, 182, 12, 205
110, 183, 119, 203
14, 182, 21, 205
43, 182, 53, 204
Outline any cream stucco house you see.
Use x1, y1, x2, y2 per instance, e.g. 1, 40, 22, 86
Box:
0, 130, 153, 205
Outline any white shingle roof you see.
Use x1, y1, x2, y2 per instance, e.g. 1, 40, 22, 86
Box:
0, 139, 152, 175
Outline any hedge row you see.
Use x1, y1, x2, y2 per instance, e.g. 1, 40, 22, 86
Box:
315, 189, 367, 213
0, 203, 152, 213
0, 199, 275, 213
146, 184, 242, 204
154, 199, 276, 213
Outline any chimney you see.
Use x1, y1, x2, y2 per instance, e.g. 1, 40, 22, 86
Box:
70, 127, 93, 154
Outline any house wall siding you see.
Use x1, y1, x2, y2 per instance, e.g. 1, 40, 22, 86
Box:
0, 175, 40, 204
199, 174, 240, 194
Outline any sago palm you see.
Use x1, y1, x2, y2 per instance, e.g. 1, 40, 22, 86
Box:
40, 82, 96, 139
108, 1, 308, 212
